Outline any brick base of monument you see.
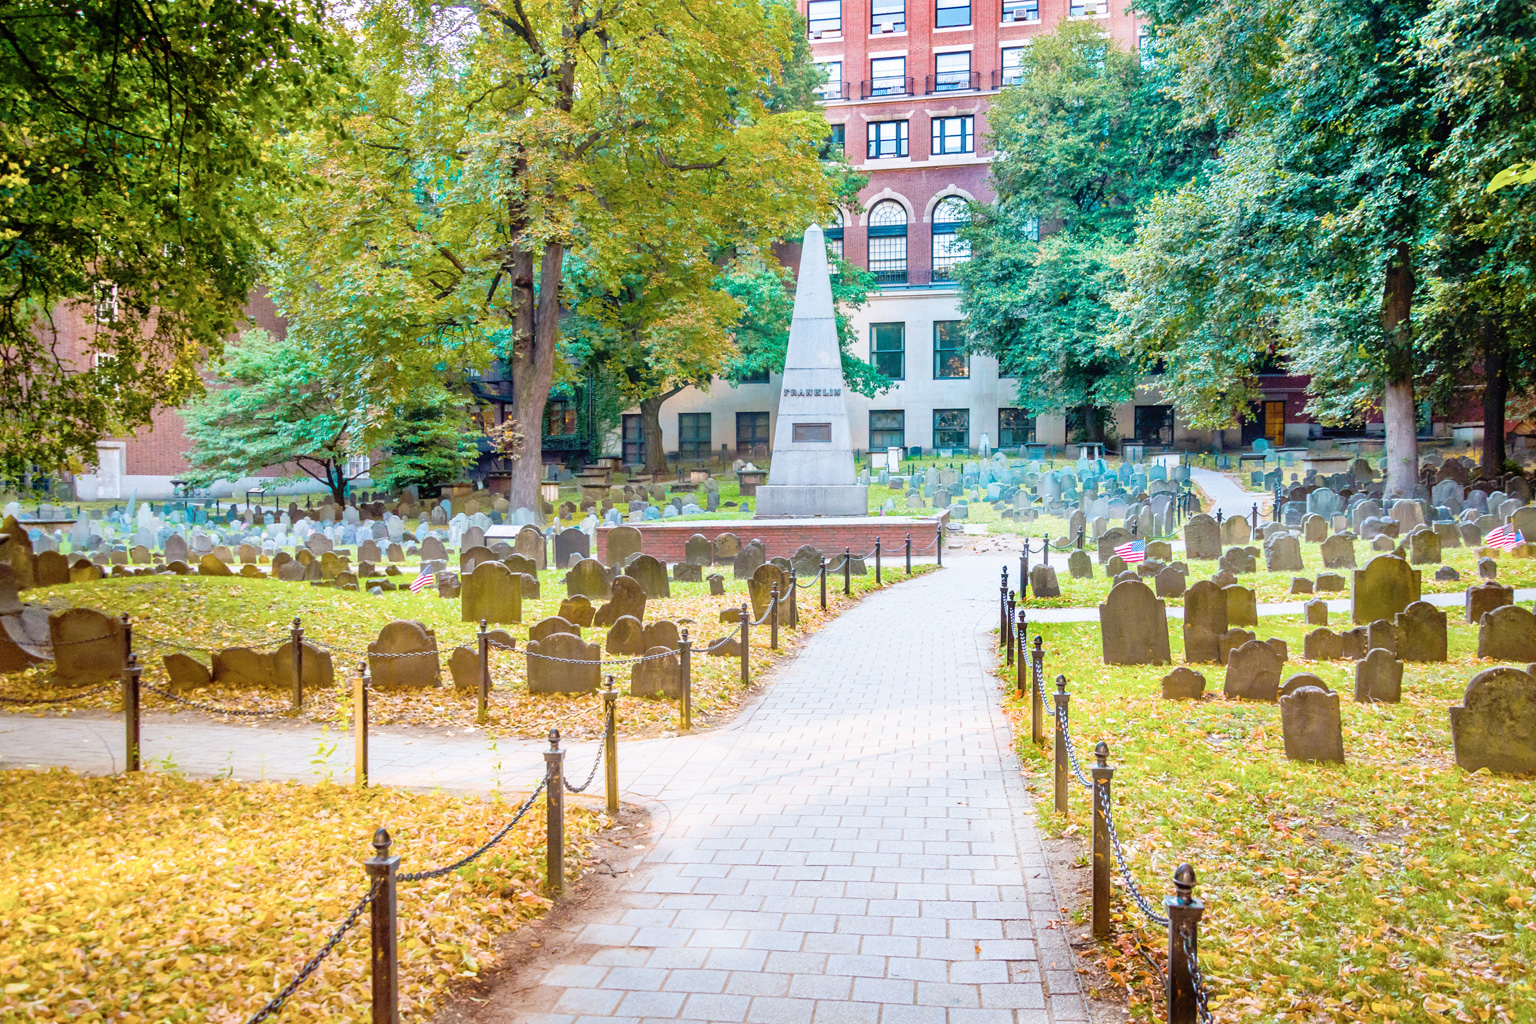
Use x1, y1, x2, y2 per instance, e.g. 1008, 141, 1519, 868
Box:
594, 513, 949, 564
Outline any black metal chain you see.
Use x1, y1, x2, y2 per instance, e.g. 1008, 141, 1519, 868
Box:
1182, 925, 1216, 1023
242, 880, 379, 1024
0, 683, 112, 705
563, 740, 605, 794
1097, 785, 1170, 927
1055, 704, 1094, 790
142, 682, 289, 719
398, 779, 547, 882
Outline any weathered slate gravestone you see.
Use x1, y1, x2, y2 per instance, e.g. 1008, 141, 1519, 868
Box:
447, 646, 481, 692
558, 596, 595, 628
1279, 673, 1330, 698
1319, 534, 1356, 569
733, 541, 766, 580
565, 558, 612, 600
1354, 648, 1403, 703
1303, 628, 1343, 661
1029, 564, 1061, 598
1098, 579, 1171, 665
1289, 577, 1314, 595
277, 560, 307, 582
630, 647, 682, 699
1315, 572, 1346, 593
387, 542, 405, 563
420, 535, 447, 562
605, 615, 647, 655
607, 525, 643, 567
708, 573, 726, 596
359, 539, 383, 563
1366, 619, 1397, 656
684, 534, 713, 566
514, 525, 547, 570
645, 619, 681, 652
459, 545, 498, 574
35, 550, 69, 587
131, 544, 152, 565
1449, 667, 1536, 773
48, 608, 125, 685
1224, 639, 1283, 701
529, 616, 581, 644
1394, 601, 1447, 662
790, 545, 824, 578
672, 560, 702, 583
527, 632, 601, 694
1465, 581, 1513, 624
594, 575, 646, 627
1478, 556, 1498, 579
162, 653, 212, 693
1153, 566, 1185, 599
367, 620, 441, 689
1161, 666, 1206, 700
461, 561, 521, 624
165, 534, 189, 564
1220, 515, 1251, 546
1182, 581, 1228, 664
1351, 554, 1421, 625
1280, 686, 1346, 763
1478, 604, 1536, 662
1264, 534, 1304, 572
212, 647, 276, 688
1408, 527, 1442, 566
273, 639, 334, 694
748, 563, 789, 621
1183, 515, 1221, 560
625, 554, 671, 599
1097, 527, 1133, 564
197, 552, 233, 577
555, 528, 591, 568
1067, 549, 1093, 579
1301, 514, 1328, 543
711, 532, 741, 564
1224, 584, 1257, 627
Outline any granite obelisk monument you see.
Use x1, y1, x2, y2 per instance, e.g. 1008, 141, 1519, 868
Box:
756, 225, 869, 517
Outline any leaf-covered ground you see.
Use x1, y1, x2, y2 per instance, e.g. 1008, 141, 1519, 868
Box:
3, 565, 937, 739
996, 616, 1536, 1023
0, 770, 605, 1024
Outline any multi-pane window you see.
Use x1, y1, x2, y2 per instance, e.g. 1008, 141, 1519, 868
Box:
1001, 0, 1038, 22
1134, 405, 1176, 445
932, 51, 971, 92
1138, 25, 1158, 66
870, 410, 906, 450
621, 414, 646, 465
678, 413, 711, 461
1020, 213, 1040, 240
737, 412, 771, 455
998, 409, 1036, 447
544, 399, 578, 435
867, 201, 909, 283
870, 323, 905, 379
869, 56, 907, 97
1070, 0, 1107, 16
825, 208, 845, 261
1001, 46, 1026, 85
933, 321, 969, 379
933, 408, 970, 450
871, 0, 905, 33
821, 123, 846, 159
816, 61, 843, 100
807, 0, 841, 34
935, 0, 970, 28
931, 197, 971, 279
867, 119, 909, 158
931, 115, 974, 155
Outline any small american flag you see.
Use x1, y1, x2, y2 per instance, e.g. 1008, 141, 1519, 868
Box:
409, 568, 437, 593
1487, 526, 1524, 551
1114, 540, 1146, 564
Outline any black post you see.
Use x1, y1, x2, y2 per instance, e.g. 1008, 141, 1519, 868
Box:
1006, 592, 1017, 665
1091, 741, 1114, 938
1251, 501, 1259, 533
1053, 675, 1069, 817
1015, 611, 1027, 697
905, 533, 912, 574
124, 654, 141, 773
770, 583, 780, 650
120, 611, 132, 667
603, 678, 619, 815
1167, 864, 1205, 1024
291, 616, 304, 710
819, 557, 827, 611
355, 662, 369, 788
1043, 533, 1050, 567
999, 566, 1009, 642
1031, 637, 1045, 746
843, 546, 851, 596
739, 602, 750, 687
674, 627, 693, 729
1076, 527, 1085, 551
936, 521, 943, 567
477, 618, 490, 725
366, 828, 400, 1024
874, 537, 881, 585
545, 729, 566, 894
788, 572, 799, 629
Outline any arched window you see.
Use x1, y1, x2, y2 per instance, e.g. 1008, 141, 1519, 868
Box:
931, 197, 971, 281
825, 208, 845, 262
867, 200, 908, 284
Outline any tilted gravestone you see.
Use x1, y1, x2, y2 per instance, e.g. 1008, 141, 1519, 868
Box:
733, 541, 767, 580
461, 561, 521, 624
1394, 601, 1447, 662
35, 550, 69, 587
558, 596, 595, 628
1319, 534, 1356, 569
1264, 533, 1304, 573
1351, 554, 1421, 625
748, 562, 789, 622
1223, 639, 1283, 701
527, 632, 601, 694
565, 558, 612, 600
607, 525, 643, 567
1160, 666, 1206, 700
1354, 648, 1403, 703
199, 553, 234, 577
1408, 527, 1441, 566
594, 575, 646, 627
367, 620, 441, 689
1315, 572, 1346, 593
1183, 514, 1220, 560
791, 544, 824, 578
630, 646, 682, 699
708, 574, 726, 596
1477, 604, 1536, 662
684, 534, 713, 566
1098, 579, 1171, 665
1465, 581, 1512, 624
1182, 581, 1227, 664
1449, 667, 1536, 773
48, 608, 125, 685
448, 646, 481, 693
1280, 686, 1346, 763
625, 554, 671, 600
1029, 564, 1061, 598
162, 653, 211, 693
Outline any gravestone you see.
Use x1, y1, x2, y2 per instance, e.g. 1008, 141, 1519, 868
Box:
1319, 534, 1356, 569
448, 646, 481, 693
48, 608, 125, 685
607, 525, 643, 567
1264, 534, 1304, 573
212, 647, 276, 688
34, 550, 69, 587
367, 620, 440, 689
595, 575, 646, 627
712, 532, 741, 564
790, 544, 825, 578
1465, 581, 1512, 624
708, 573, 726, 596
460, 545, 498, 574
1478, 604, 1536, 662
165, 534, 188, 564
1220, 516, 1251, 546
625, 554, 671, 599
748, 563, 790, 621
734, 541, 767, 580
555, 528, 591, 568
1449, 667, 1536, 773
1289, 577, 1313, 595
1478, 556, 1497, 580
1224, 584, 1257, 627
565, 558, 612, 599
685, 534, 713, 566
558, 596, 596, 628
1279, 686, 1346, 763
1153, 565, 1185, 599
605, 615, 647, 655
1366, 619, 1397, 656
1029, 565, 1060, 599
673, 561, 703, 583
1067, 549, 1092, 579
461, 561, 521, 624
527, 633, 601, 694
1351, 554, 1421, 625
277, 561, 307, 582
420, 536, 447, 562
162, 653, 211, 693
1183, 515, 1220, 560
630, 647, 682, 699
1182, 581, 1227, 664
1160, 666, 1206, 700
1315, 572, 1346, 593
1097, 527, 1132, 564
504, 553, 539, 579
1354, 648, 1403, 703
199, 553, 234, 577
1303, 628, 1343, 661
1301, 514, 1327, 543
529, 616, 581, 644
1408, 527, 1441, 565
514, 525, 547, 570
1395, 601, 1447, 662
1224, 639, 1283, 701
1098, 579, 1171, 665
273, 639, 334, 694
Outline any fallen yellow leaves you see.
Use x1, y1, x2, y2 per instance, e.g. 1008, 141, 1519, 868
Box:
0, 769, 603, 1023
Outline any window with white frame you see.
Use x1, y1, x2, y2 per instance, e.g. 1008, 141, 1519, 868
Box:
871, 0, 905, 33
869, 56, 907, 96
816, 61, 843, 100
1069, 0, 1107, 16
1001, 0, 1038, 22
867, 200, 909, 283
825, 208, 845, 261
1001, 46, 1026, 85
932, 51, 971, 92
867, 119, 909, 158
807, 0, 841, 34
930, 115, 974, 155
930, 196, 971, 279
935, 0, 970, 28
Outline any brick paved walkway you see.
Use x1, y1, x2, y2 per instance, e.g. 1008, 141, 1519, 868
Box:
499, 554, 1085, 1024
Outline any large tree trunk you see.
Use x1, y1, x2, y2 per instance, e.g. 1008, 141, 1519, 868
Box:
504, 235, 566, 524
1481, 318, 1508, 477
1380, 243, 1419, 500
640, 393, 669, 477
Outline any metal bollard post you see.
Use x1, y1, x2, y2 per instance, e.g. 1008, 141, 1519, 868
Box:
1006, 592, 1017, 665
124, 654, 141, 773
679, 630, 693, 731
1167, 864, 1205, 1024
291, 616, 304, 710
1091, 741, 1114, 938
1031, 637, 1045, 746
905, 533, 912, 574
355, 662, 370, 788
120, 611, 132, 666
788, 573, 799, 629
1251, 502, 1259, 533
1020, 549, 1028, 595
1015, 611, 1027, 697
770, 583, 780, 650
1076, 527, 1085, 551
819, 557, 827, 610
936, 521, 943, 567
1053, 675, 1069, 816
999, 567, 1009, 643
603, 678, 619, 815
366, 828, 400, 1024
477, 618, 490, 725
545, 729, 566, 894
739, 602, 750, 686
874, 538, 881, 585
843, 546, 851, 596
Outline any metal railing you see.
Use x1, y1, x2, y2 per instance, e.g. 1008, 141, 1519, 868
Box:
925, 72, 980, 94
861, 76, 913, 99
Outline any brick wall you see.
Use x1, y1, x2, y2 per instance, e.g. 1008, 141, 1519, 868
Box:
595, 512, 949, 563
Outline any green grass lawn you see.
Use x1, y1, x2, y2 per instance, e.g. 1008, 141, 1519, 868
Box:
1000, 614, 1536, 1023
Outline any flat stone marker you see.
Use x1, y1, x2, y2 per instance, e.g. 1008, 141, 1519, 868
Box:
1280, 686, 1346, 763
1450, 666, 1536, 773
1098, 579, 1170, 665
527, 632, 601, 694
1354, 648, 1403, 703
1224, 639, 1283, 701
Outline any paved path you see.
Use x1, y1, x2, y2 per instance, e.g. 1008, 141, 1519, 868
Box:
1188, 467, 1262, 520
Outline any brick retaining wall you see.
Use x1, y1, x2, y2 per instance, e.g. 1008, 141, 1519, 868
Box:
594, 513, 949, 563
